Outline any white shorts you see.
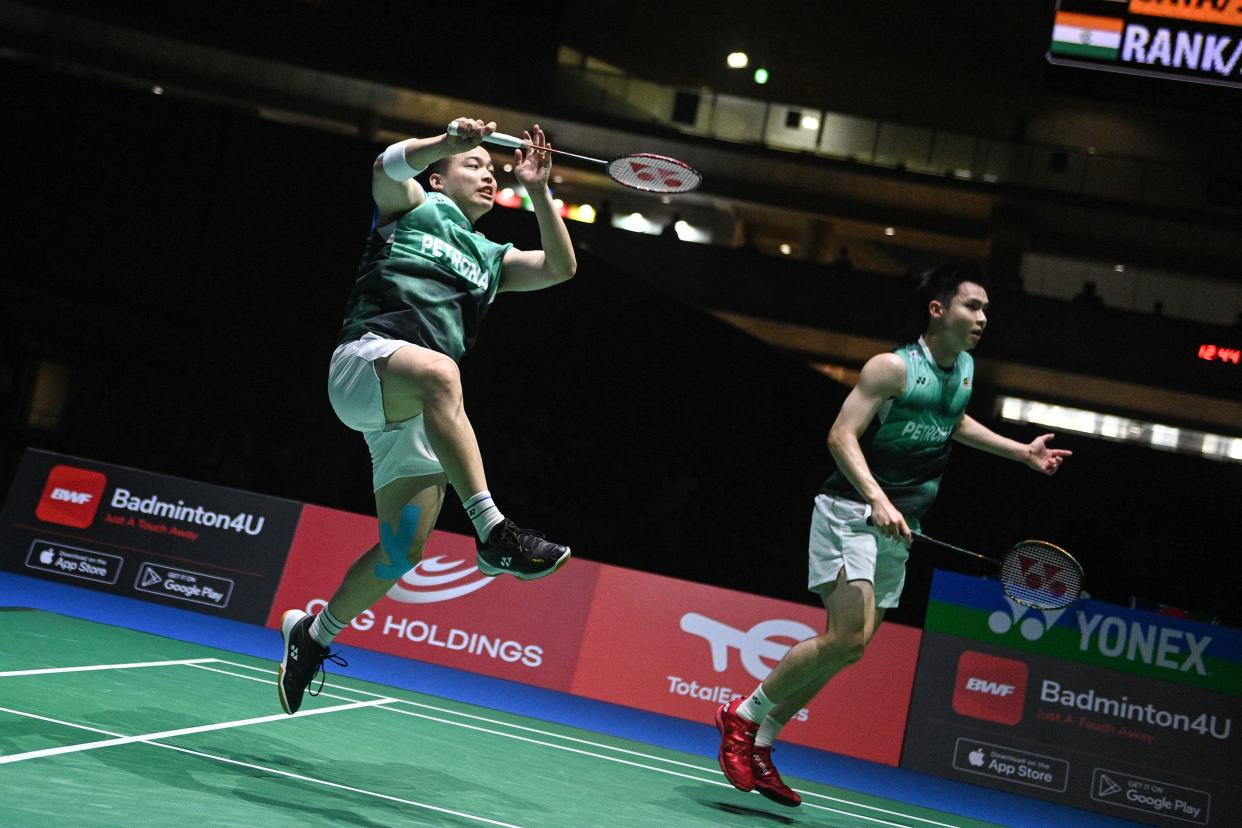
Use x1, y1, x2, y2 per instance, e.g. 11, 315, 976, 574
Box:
328, 333, 443, 491
807, 494, 911, 609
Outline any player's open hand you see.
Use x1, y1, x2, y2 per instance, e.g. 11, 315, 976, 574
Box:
446, 117, 496, 151
513, 124, 552, 188
1026, 433, 1071, 475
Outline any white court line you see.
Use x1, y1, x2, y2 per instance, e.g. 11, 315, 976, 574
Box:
0, 657, 215, 677
212, 659, 959, 828
379, 704, 919, 827
0, 704, 521, 828
0, 698, 393, 764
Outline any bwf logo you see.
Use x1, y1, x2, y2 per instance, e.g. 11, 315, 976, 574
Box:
952, 651, 1028, 725
36, 465, 108, 529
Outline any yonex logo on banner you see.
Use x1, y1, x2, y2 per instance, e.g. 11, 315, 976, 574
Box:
988, 596, 1070, 642
952, 651, 1028, 725
36, 465, 107, 529
385, 555, 494, 604
680, 612, 817, 681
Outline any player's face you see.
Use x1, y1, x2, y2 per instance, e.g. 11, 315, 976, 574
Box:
436, 148, 496, 220
942, 281, 989, 350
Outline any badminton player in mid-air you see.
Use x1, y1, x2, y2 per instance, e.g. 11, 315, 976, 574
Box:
277, 117, 577, 714
715, 264, 1072, 806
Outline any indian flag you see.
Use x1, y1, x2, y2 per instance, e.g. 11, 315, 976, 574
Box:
1050, 12, 1124, 60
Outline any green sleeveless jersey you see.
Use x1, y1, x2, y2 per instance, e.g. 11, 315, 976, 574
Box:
337, 193, 513, 362
819, 338, 974, 521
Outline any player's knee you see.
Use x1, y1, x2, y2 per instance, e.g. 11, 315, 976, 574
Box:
829, 622, 869, 664
841, 634, 867, 664
416, 357, 462, 406
373, 541, 423, 580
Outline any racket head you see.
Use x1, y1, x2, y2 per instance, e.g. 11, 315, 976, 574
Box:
607, 153, 702, 193
999, 540, 1085, 610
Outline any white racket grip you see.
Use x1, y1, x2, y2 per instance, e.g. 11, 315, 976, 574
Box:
446, 122, 525, 148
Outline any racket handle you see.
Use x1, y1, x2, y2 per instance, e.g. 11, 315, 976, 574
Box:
446, 122, 525, 149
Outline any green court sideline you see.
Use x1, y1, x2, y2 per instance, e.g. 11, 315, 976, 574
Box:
1, 610, 1000, 827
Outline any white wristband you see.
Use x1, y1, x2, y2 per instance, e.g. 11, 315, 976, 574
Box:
381, 142, 425, 182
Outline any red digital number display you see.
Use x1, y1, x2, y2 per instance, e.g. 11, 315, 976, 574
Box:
1199, 344, 1241, 365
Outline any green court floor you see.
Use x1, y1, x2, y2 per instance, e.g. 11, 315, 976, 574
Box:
0, 610, 1002, 827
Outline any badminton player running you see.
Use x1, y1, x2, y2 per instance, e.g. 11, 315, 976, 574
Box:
277, 118, 576, 714
715, 264, 1071, 805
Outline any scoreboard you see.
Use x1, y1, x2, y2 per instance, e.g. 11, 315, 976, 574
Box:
1049, 0, 1242, 89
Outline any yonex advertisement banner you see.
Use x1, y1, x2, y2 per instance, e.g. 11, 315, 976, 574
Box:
266, 503, 604, 692
0, 449, 302, 624
901, 570, 1241, 826
569, 565, 922, 766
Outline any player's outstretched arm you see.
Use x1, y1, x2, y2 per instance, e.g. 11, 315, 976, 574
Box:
952, 415, 1071, 475
827, 353, 912, 545
371, 117, 497, 222
499, 125, 577, 293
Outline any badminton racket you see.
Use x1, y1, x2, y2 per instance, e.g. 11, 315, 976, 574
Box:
869, 519, 1084, 610
448, 123, 701, 194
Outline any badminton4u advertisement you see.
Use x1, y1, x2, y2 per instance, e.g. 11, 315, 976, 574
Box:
266, 503, 603, 692
568, 565, 923, 766
0, 448, 303, 623
902, 570, 1241, 826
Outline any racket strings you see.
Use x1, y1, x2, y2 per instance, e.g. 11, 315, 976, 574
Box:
1000, 541, 1084, 609
606, 154, 701, 193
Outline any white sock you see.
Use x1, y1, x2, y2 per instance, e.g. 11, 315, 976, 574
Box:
308, 606, 348, 647
737, 685, 775, 724
463, 490, 505, 541
755, 716, 783, 748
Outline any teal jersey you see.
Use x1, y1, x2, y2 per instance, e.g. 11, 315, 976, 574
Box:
820, 339, 974, 521
338, 193, 513, 363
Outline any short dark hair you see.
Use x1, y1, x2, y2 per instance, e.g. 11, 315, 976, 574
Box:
917, 262, 985, 309
425, 156, 450, 183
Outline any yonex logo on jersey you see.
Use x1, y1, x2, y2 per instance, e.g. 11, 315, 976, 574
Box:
420, 233, 488, 288
36, 465, 108, 528
680, 612, 817, 681
953, 651, 1028, 725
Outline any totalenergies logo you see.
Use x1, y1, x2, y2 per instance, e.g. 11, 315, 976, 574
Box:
385, 555, 494, 604
680, 612, 817, 681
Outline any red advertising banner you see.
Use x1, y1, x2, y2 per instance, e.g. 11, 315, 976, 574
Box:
267, 504, 921, 764
266, 504, 602, 691
567, 566, 921, 766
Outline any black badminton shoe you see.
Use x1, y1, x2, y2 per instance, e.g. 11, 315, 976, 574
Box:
277, 609, 347, 714
476, 519, 571, 580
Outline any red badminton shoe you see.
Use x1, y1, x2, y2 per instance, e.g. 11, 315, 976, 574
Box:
715, 697, 758, 791
752, 746, 802, 807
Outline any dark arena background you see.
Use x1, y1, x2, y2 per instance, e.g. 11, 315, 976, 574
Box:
1, 2, 1239, 826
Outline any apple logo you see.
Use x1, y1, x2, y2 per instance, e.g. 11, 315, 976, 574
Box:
39, 549, 55, 565
969, 748, 985, 767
